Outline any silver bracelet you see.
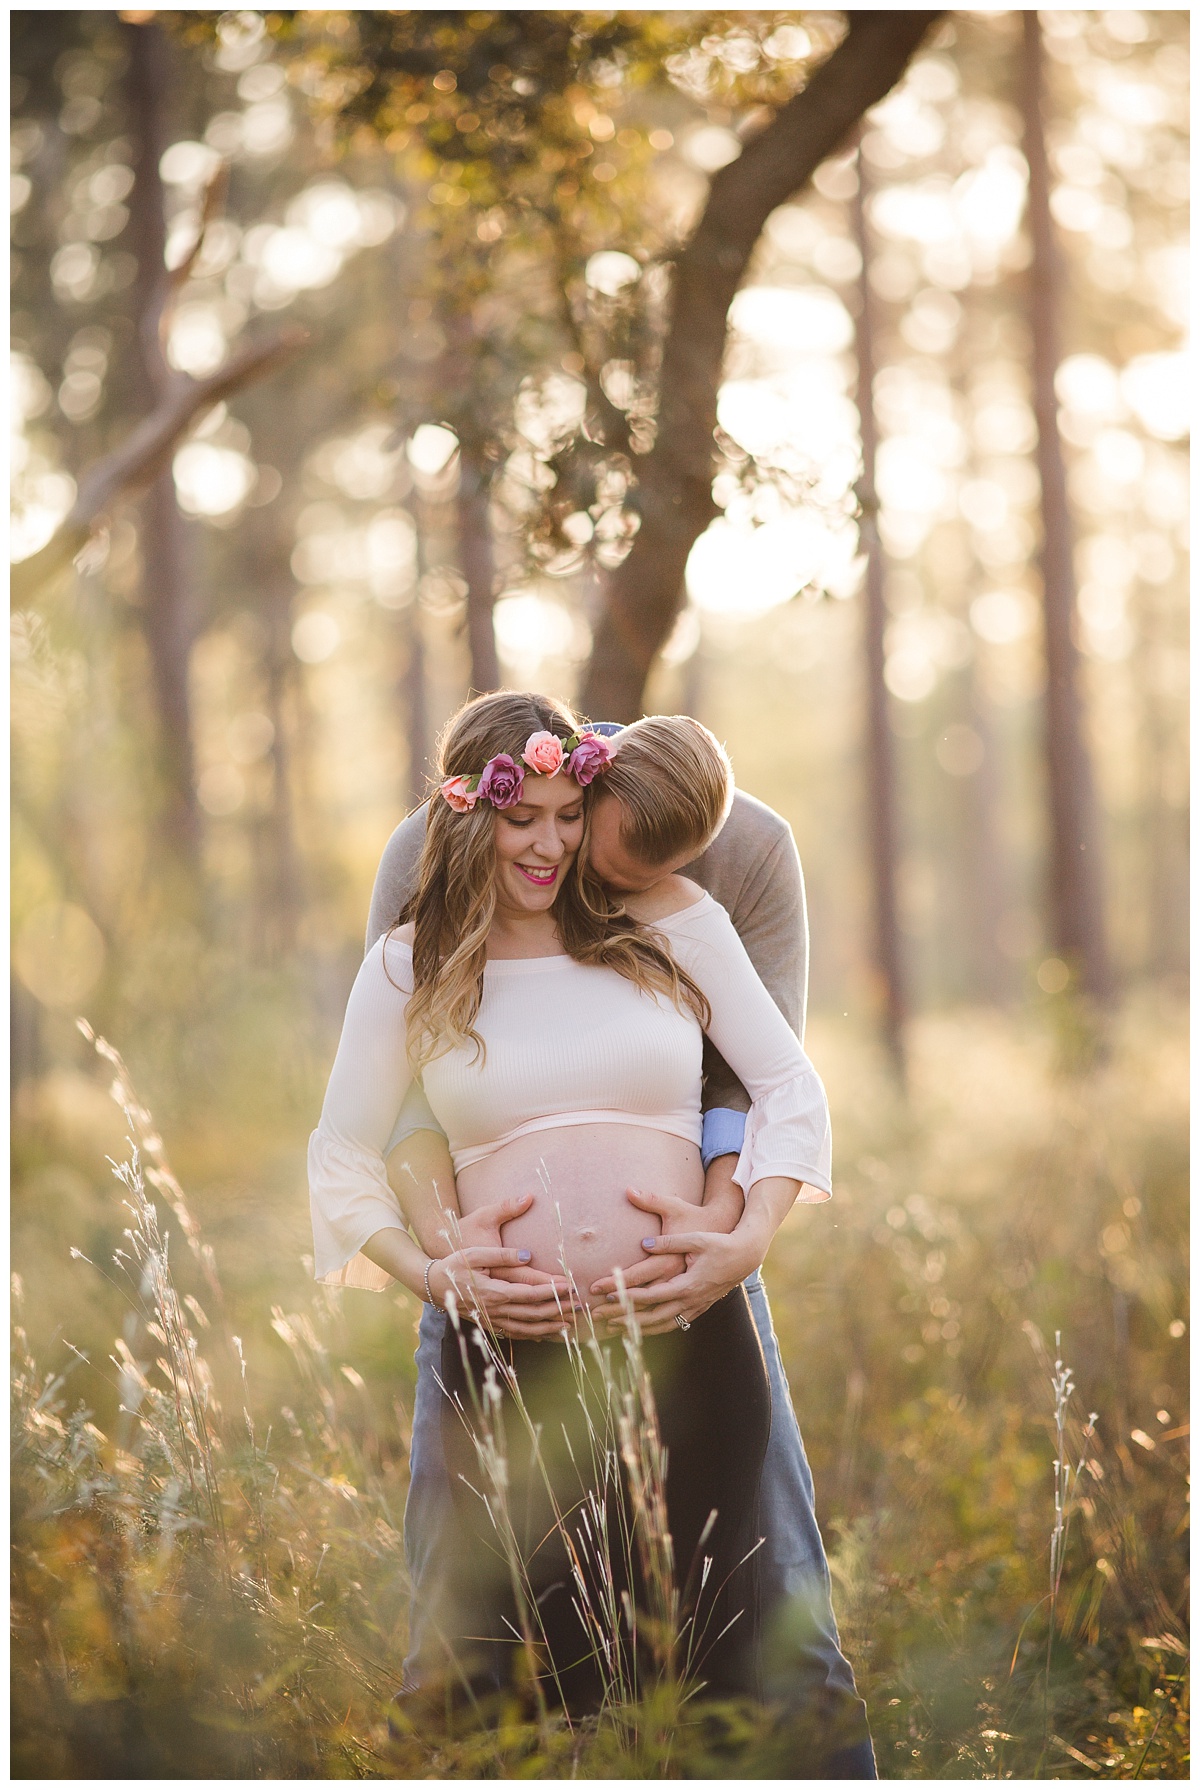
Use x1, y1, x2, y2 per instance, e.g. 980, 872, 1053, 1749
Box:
423, 1259, 439, 1307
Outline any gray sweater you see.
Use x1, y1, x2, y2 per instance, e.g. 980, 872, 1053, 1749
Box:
365, 788, 808, 1116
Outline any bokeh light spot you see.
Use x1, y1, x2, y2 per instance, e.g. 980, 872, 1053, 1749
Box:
14, 903, 105, 1008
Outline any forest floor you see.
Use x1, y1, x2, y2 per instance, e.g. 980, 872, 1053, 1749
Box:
11, 992, 1188, 1778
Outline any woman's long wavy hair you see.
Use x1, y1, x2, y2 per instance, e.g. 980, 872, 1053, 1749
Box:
399, 691, 710, 1068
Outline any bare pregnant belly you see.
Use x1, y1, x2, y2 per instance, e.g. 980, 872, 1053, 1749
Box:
456, 1123, 704, 1306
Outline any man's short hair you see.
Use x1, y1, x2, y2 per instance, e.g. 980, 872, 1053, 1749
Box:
602, 715, 735, 865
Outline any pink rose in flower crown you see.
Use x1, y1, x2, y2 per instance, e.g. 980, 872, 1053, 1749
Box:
440, 774, 480, 813
477, 753, 525, 809
565, 731, 614, 786
522, 730, 565, 776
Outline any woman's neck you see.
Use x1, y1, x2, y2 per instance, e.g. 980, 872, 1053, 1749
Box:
486, 903, 566, 960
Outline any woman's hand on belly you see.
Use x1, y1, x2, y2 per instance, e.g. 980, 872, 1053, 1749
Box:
449, 1193, 583, 1337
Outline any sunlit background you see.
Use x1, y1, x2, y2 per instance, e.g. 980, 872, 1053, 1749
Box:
12, 9, 1187, 1025
10, 10, 1189, 1779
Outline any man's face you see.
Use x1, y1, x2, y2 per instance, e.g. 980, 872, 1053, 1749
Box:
585, 790, 695, 893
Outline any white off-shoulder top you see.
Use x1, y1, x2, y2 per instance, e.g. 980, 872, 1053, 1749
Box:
309, 893, 832, 1290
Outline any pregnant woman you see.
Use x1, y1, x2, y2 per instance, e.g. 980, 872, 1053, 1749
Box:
308, 691, 832, 1712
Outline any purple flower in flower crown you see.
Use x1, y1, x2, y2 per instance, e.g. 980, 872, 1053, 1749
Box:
565, 731, 614, 786
478, 753, 525, 809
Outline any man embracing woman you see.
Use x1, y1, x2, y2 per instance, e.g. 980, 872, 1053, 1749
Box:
309, 690, 875, 1775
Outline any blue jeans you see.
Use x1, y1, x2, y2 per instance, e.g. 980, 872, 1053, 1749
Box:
402, 1274, 875, 1775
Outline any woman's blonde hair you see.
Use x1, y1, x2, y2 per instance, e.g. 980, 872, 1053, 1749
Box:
399, 692, 710, 1067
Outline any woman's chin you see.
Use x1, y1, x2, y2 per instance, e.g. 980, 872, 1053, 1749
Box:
499, 866, 562, 909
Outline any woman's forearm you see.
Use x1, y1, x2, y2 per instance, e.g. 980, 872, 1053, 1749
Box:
359, 1224, 433, 1300
736, 1176, 803, 1263
385, 1128, 462, 1259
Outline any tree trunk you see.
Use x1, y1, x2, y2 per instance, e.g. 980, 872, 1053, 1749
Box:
404, 610, 431, 810
851, 147, 906, 1078
249, 515, 304, 960
582, 11, 939, 721
1020, 12, 1112, 1002
406, 502, 434, 808
139, 471, 200, 860
964, 671, 1014, 1003
124, 18, 200, 865
10, 977, 41, 1094
457, 442, 500, 693
950, 299, 1014, 1005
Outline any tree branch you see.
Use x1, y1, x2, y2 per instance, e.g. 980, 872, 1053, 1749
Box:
582, 10, 941, 721
11, 327, 308, 606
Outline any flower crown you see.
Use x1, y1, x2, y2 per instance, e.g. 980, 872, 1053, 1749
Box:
440, 728, 613, 812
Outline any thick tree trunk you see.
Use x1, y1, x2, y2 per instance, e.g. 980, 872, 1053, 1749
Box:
1020, 13, 1112, 1002
851, 148, 905, 1077
125, 19, 201, 864
457, 442, 500, 693
582, 11, 939, 721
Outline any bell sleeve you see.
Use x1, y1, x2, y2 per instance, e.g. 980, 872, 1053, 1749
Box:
659, 899, 832, 1202
308, 933, 418, 1289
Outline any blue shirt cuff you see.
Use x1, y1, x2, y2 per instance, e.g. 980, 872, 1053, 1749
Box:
701, 1107, 746, 1170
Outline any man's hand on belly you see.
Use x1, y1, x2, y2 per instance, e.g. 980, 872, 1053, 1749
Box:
597, 1171, 802, 1335
587, 1180, 731, 1326
591, 1171, 759, 1335
588, 1152, 743, 1313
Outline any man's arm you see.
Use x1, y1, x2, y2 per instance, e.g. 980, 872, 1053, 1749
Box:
695, 826, 807, 1232
701, 826, 809, 1111
366, 806, 429, 951
594, 824, 813, 1310
699, 826, 806, 1221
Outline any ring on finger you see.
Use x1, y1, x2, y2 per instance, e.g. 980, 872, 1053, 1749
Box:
674, 1313, 692, 1332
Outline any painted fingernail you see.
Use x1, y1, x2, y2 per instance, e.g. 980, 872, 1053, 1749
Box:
642, 1238, 656, 1249
518, 1250, 531, 1263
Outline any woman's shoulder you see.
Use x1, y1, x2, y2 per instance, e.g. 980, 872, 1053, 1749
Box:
364, 922, 414, 981
624, 874, 710, 924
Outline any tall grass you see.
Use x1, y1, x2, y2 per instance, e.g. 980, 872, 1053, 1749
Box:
430, 1281, 762, 1762
11, 997, 1189, 1776
12, 1028, 757, 1776
784, 996, 1189, 1779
